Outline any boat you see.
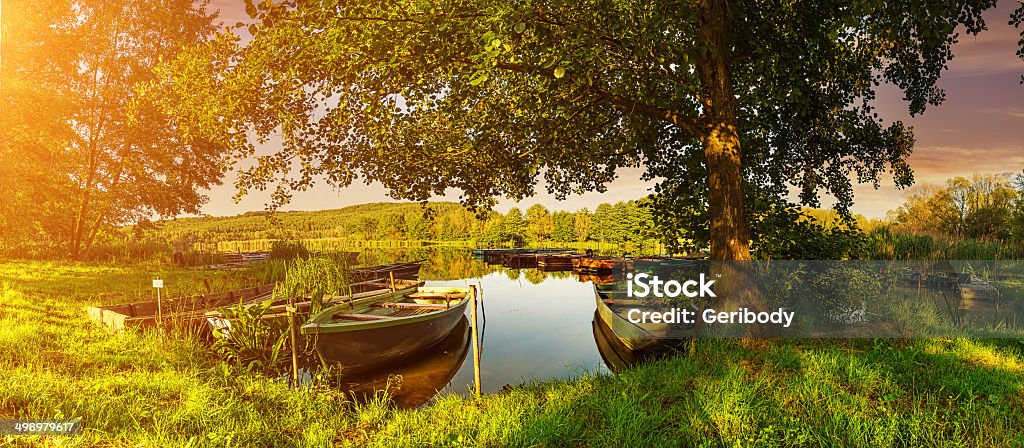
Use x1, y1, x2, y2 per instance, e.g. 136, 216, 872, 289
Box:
87, 283, 275, 332
301, 286, 475, 374
205, 279, 424, 336
537, 253, 580, 271
575, 256, 632, 274
958, 276, 1003, 310
592, 311, 660, 372
348, 261, 423, 282
593, 284, 693, 352
503, 253, 539, 268
632, 257, 701, 274
339, 316, 471, 409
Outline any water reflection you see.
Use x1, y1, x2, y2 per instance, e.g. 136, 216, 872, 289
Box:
592, 311, 651, 372
340, 317, 471, 409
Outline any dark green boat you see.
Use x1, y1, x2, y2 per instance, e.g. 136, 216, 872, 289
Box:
301, 286, 474, 374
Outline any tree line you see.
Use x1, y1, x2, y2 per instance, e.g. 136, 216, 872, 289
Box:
888, 173, 1024, 242
147, 200, 659, 248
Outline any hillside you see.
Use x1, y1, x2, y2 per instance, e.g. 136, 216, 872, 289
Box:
149, 202, 481, 243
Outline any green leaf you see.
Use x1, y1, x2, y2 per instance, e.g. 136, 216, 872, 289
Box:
469, 72, 488, 86
553, 66, 565, 79
514, 22, 526, 33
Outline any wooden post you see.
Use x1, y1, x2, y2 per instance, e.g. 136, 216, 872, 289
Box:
288, 296, 299, 387
389, 271, 396, 292
156, 286, 163, 327
469, 285, 482, 396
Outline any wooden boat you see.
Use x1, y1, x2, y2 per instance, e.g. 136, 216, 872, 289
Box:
348, 261, 423, 282
592, 311, 658, 372
576, 256, 632, 274
87, 283, 275, 332
593, 284, 693, 351
205, 279, 424, 336
503, 253, 539, 268
537, 253, 580, 270
958, 276, 1003, 310
302, 286, 475, 374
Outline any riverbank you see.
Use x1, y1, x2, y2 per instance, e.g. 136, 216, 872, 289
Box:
1, 260, 1022, 446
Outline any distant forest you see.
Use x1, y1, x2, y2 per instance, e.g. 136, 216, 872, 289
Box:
142, 200, 659, 247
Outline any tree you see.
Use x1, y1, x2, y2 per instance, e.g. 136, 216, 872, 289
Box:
525, 204, 554, 242
891, 174, 1018, 240
573, 209, 593, 243
2, 0, 225, 259
154, 0, 1005, 260
502, 207, 527, 245
552, 211, 576, 242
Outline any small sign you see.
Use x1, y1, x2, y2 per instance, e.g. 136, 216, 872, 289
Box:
152, 279, 164, 288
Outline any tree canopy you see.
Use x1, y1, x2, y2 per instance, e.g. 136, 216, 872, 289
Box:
1, 0, 225, 258
154, 0, 1012, 260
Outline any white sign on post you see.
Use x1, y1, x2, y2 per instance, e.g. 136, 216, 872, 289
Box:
152, 279, 164, 288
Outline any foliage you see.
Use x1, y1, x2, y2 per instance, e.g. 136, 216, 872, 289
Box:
889, 173, 1021, 240
212, 301, 290, 373
866, 228, 1024, 260
275, 255, 353, 317
1, 0, 227, 259
750, 206, 870, 260
270, 239, 310, 261
152, 0, 1007, 260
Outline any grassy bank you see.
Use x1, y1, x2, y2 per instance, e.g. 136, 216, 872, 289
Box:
1, 260, 1023, 446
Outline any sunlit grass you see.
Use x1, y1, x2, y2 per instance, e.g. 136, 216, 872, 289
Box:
0, 260, 1022, 446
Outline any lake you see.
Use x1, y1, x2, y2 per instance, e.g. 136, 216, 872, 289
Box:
334, 249, 629, 408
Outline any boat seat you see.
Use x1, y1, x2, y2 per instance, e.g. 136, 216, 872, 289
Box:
407, 292, 466, 300
332, 313, 388, 321
371, 302, 449, 310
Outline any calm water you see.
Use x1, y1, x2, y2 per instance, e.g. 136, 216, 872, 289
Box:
337, 250, 624, 408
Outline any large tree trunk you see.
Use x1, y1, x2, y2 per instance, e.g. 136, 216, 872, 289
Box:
692, 0, 773, 339
696, 0, 750, 261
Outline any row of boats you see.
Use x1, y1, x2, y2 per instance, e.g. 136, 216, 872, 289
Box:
473, 247, 704, 274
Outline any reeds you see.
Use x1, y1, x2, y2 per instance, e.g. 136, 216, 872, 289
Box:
867, 229, 1024, 260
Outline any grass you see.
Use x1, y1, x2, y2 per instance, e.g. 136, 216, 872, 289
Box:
1, 259, 1023, 446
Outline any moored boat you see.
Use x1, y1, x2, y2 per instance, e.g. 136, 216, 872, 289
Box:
87, 283, 275, 332
576, 256, 632, 274
339, 316, 471, 409
301, 286, 475, 374
593, 284, 693, 352
592, 311, 659, 372
537, 253, 580, 270
958, 276, 1003, 310
205, 279, 424, 337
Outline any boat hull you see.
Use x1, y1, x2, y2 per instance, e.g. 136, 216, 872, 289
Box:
87, 283, 275, 333
593, 285, 692, 352
308, 300, 469, 375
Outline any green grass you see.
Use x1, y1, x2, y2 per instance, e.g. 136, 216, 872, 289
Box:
1, 260, 1023, 446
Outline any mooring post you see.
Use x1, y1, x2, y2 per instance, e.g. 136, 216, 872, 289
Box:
288, 296, 299, 387
389, 271, 396, 292
152, 278, 164, 336
469, 284, 482, 396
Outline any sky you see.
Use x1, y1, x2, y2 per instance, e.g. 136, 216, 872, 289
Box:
200, 0, 1024, 219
